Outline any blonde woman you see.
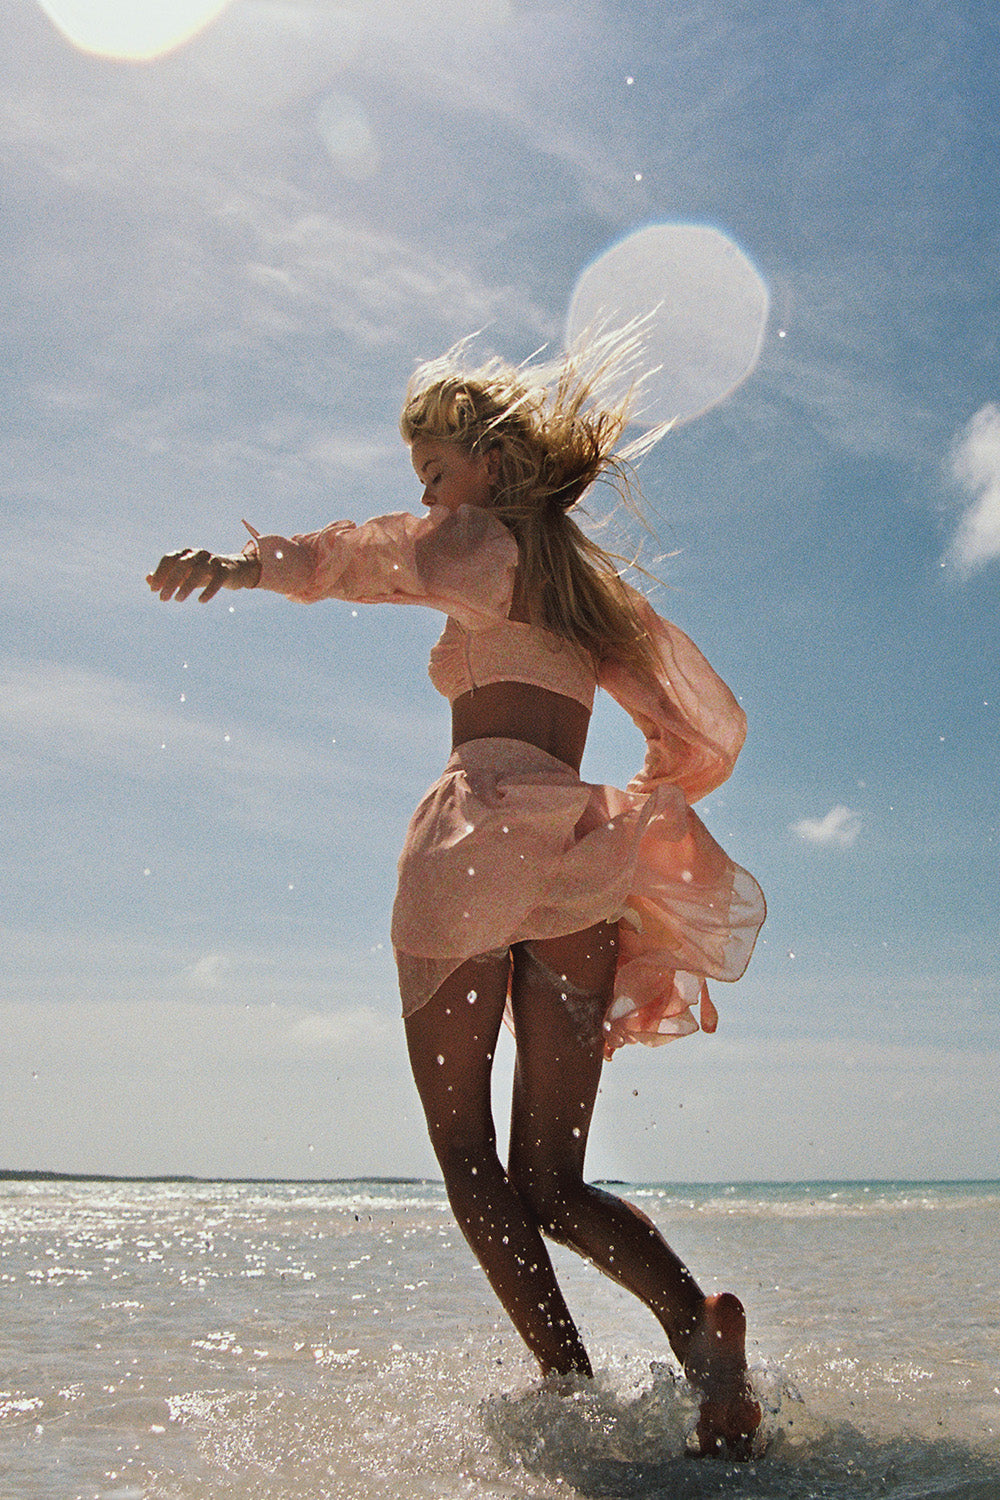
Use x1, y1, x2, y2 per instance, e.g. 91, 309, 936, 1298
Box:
147, 342, 766, 1458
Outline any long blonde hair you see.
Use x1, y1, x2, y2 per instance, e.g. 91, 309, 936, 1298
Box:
399, 333, 664, 685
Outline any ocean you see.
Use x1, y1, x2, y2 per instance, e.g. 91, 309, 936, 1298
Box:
1, 1177, 997, 1499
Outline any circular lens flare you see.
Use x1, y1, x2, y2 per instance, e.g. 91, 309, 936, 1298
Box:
566, 223, 769, 428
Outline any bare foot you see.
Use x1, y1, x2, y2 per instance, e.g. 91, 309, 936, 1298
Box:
683, 1292, 762, 1461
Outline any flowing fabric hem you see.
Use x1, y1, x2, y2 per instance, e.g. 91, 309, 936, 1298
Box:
392, 738, 765, 1059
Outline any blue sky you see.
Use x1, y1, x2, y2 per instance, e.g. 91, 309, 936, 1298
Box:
2, 0, 997, 1180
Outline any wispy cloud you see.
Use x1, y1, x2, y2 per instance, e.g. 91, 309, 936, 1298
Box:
790, 803, 862, 848
0, 657, 336, 781
944, 403, 1000, 576
0, 656, 433, 807
0, 993, 411, 1177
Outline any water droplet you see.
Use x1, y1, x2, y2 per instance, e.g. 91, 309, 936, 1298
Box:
436, 1054, 445, 1066
467, 990, 477, 1003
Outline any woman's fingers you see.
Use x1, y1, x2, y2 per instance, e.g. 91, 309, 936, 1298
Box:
146, 549, 231, 602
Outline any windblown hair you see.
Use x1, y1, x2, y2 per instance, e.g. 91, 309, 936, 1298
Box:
399, 333, 664, 685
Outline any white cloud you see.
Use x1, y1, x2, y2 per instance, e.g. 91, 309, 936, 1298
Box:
602, 1034, 1000, 1183
0, 656, 430, 797
184, 953, 234, 991
0, 995, 414, 1178
790, 803, 862, 848
4, 991, 999, 1181
945, 402, 1000, 575
306, 435, 398, 474
0, 925, 400, 1014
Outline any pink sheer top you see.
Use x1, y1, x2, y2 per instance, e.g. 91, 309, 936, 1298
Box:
245, 503, 748, 802
428, 617, 597, 710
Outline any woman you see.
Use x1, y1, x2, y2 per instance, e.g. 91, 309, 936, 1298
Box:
147, 342, 766, 1458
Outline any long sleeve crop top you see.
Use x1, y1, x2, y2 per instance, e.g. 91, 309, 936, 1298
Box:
244, 503, 748, 805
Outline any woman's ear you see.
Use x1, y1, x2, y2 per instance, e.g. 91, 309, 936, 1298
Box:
485, 445, 501, 483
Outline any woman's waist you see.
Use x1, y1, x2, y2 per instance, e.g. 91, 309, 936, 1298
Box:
450, 680, 589, 772
444, 736, 588, 782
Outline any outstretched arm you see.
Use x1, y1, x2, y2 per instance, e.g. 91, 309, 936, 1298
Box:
147, 505, 518, 623
146, 547, 262, 603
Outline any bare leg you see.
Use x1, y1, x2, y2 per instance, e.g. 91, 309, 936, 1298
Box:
404, 952, 592, 1376
507, 923, 761, 1456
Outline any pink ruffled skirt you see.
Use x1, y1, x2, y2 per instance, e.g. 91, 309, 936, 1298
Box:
391, 738, 764, 1056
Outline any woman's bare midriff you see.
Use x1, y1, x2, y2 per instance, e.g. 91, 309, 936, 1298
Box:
451, 680, 590, 772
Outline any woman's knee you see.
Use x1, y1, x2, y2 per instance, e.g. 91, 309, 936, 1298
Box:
509, 1160, 587, 1244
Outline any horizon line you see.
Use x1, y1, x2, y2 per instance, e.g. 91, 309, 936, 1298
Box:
3, 1170, 997, 1189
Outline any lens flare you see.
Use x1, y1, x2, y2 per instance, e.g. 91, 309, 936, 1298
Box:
566, 223, 769, 428
316, 92, 381, 182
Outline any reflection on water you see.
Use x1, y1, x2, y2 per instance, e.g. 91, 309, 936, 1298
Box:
0, 1179, 996, 1498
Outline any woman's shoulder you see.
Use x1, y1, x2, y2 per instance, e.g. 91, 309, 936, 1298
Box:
422, 502, 517, 551
413, 505, 518, 625
415, 502, 519, 575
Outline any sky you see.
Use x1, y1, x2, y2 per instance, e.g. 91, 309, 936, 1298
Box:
2, 0, 998, 1182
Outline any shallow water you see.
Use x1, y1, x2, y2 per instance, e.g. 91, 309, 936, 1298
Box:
1, 1179, 997, 1499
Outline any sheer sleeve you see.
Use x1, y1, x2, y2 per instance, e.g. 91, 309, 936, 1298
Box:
245, 504, 518, 629
597, 589, 748, 804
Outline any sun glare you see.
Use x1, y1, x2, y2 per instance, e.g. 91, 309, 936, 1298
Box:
37, 0, 234, 60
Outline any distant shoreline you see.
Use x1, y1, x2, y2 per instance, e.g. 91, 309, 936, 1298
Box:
2, 1171, 997, 1189
0, 1170, 435, 1186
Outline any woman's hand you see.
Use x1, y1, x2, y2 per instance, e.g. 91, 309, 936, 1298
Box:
146, 549, 261, 602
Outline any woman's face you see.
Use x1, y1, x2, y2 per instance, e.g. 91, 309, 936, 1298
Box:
410, 436, 496, 514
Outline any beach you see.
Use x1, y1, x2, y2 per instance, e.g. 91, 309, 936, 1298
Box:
1, 1177, 997, 1499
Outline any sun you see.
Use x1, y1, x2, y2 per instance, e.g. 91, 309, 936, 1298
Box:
37, 0, 234, 61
